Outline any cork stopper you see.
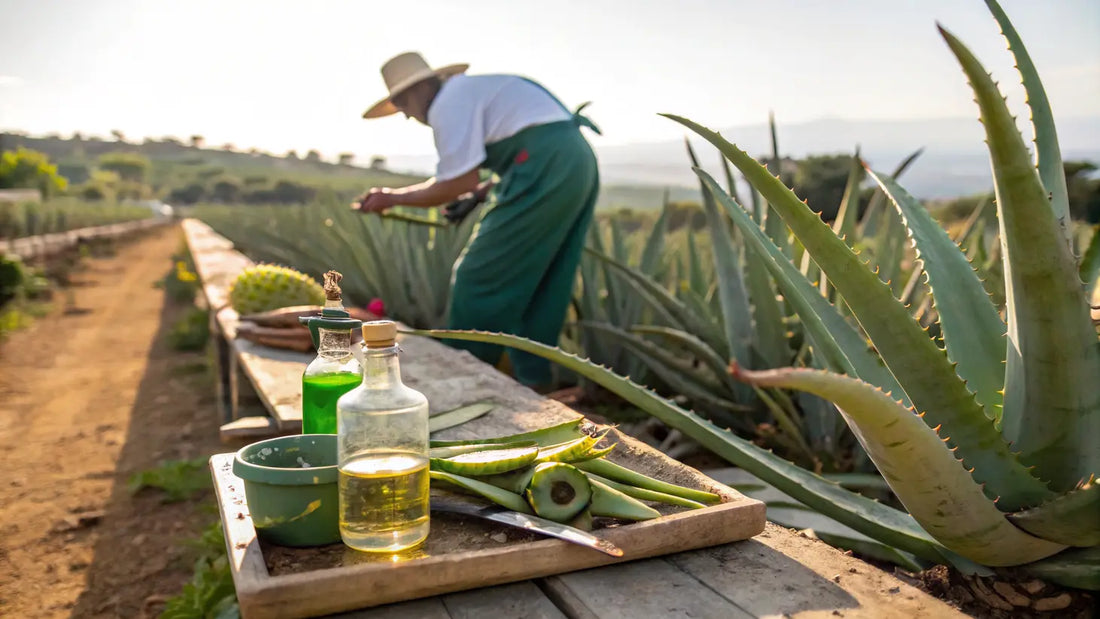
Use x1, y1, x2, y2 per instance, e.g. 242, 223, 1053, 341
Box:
322, 270, 343, 302
361, 320, 397, 348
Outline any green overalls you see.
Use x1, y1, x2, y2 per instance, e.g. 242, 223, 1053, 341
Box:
446, 96, 601, 388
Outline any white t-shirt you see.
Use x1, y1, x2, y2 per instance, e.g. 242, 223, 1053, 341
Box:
427, 74, 573, 181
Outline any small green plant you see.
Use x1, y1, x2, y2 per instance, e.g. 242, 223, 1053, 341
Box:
162, 522, 239, 619
169, 308, 210, 352
128, 458, 210, 503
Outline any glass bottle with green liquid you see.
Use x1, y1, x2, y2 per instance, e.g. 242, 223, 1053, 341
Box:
299, 271, 362, 435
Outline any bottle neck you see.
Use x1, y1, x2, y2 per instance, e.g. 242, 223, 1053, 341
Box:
317, 328, 352, 360
360, 345, 402, 389
324, 298, 344, 310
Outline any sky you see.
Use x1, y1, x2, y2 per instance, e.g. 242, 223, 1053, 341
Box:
1, 0, 1098, 168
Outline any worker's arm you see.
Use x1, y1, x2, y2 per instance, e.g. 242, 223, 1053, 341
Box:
355, 169, 480, 212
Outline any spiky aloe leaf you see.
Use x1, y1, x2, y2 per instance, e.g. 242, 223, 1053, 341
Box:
832, 152, 865, 248
585, 248, 726, 357
1007, 480, 1100, 547
1081, 225, 1100, 298
1019, 546, 1100, 591
940, 26, 1100, 490
630, 325, 738, 394
673, 116, 1056, 511
984, 0, 1072, 247
694, 171, 907, 404
578, 321, 749, 415
686, 138, 754, 372
733, 365, 1064, 565
764, 112, 792, 257
867, 169, 1006, 421
408, 328, 954, 564
743, 245, 790, 368
859, 148, 923, 238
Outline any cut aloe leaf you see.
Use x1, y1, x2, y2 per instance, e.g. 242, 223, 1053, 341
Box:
430, 444, 539, 476
429, 440, 537, 460
428, 418, 586, 448
429, 402, 495, 433
568, 508, 594, 532
477, 467, 538, 495
575, 443, 617, 462
535, 434, 601, 464
589, 478, 660, 521
429, 471, 533, 514
525, 462, 593, 522
586, 474, 706, 509
575, 458, 720, 505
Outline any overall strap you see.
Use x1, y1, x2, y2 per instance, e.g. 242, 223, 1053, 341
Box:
520, 77, 602, 136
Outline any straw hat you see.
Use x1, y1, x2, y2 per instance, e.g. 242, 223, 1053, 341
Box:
362, 52, 468, 119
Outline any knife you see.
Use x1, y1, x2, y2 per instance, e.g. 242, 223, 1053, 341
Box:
431, 495, 624, 557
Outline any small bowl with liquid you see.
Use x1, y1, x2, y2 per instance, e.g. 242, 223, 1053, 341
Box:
233, 434, 340, 547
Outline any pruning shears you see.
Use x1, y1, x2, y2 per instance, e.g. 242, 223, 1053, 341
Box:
370, 194, 484, 228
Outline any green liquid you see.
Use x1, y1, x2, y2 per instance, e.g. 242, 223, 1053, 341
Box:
302, 372, 361, 434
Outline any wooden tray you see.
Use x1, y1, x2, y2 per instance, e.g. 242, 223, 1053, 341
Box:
211, 429, 765, 618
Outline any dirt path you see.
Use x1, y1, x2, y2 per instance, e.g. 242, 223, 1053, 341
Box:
0, 224, 225, 618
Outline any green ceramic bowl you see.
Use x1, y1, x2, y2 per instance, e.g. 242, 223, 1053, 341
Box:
233, 434, 339, 547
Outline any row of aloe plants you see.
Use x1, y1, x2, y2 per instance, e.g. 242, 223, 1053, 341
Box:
413, 0, 1100, 589
195, 201, 480, 328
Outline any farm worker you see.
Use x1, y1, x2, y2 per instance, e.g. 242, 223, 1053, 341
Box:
356, 51, 601, 390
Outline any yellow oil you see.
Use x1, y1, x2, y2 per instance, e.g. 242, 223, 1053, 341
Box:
338, 451, 430, 552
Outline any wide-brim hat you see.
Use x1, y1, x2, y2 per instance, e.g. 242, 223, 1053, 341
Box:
362, 52, 468, 119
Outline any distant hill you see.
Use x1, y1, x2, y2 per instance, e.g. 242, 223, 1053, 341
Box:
389, 115, 1100, 207
594, 115, 1100, 203
6, 114, 1098, 210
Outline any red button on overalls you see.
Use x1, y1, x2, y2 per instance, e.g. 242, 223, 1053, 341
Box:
515, 149, 529, 164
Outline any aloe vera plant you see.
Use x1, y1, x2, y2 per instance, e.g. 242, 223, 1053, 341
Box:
413, 1, 1100, 589
197, 198, 477, 328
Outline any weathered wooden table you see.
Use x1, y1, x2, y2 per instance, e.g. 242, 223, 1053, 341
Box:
186, 219, 963, 618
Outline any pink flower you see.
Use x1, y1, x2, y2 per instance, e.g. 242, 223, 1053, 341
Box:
368, 298, 386, 317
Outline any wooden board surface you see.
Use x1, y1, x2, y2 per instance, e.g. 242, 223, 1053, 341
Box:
212, 435, 764, 619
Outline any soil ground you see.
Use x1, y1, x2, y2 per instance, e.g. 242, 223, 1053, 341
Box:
0, 224, 226, 618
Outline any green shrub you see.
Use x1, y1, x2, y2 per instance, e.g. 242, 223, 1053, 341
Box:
168, 308, 210, 351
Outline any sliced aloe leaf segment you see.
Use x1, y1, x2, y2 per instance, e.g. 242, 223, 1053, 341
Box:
477, 467, 538, 495
589, 478, 661, 520
586, 473, 706, 509
429, 471, 533, 514
525, 462, 593, 522
575, 458, 721, 504
430, 444, 539, 476
428, 419, 587, 448
429, 440, 537, 460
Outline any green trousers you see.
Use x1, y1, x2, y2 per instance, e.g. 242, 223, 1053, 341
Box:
446, 119, 600, 387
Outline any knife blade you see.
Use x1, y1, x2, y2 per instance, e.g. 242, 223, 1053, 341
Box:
431, 495, 623, 557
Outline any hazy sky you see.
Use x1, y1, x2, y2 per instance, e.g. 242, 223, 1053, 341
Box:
1, 0, 1097, 164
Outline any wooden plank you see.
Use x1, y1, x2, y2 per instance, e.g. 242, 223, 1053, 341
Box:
542, 559, 753, 619
668, 524, 966, 618
441, 582, 566, 619
327, 598, 451, 619
219, 416, 283, 444
209, 454, 275, 619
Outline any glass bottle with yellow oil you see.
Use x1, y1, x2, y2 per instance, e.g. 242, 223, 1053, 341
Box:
299, 271, 362, 435
336, 320, 430, 552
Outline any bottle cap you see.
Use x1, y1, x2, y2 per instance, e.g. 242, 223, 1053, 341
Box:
361, 320, 397, 348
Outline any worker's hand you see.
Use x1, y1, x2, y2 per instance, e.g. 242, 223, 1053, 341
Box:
352, 187, 395, 214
